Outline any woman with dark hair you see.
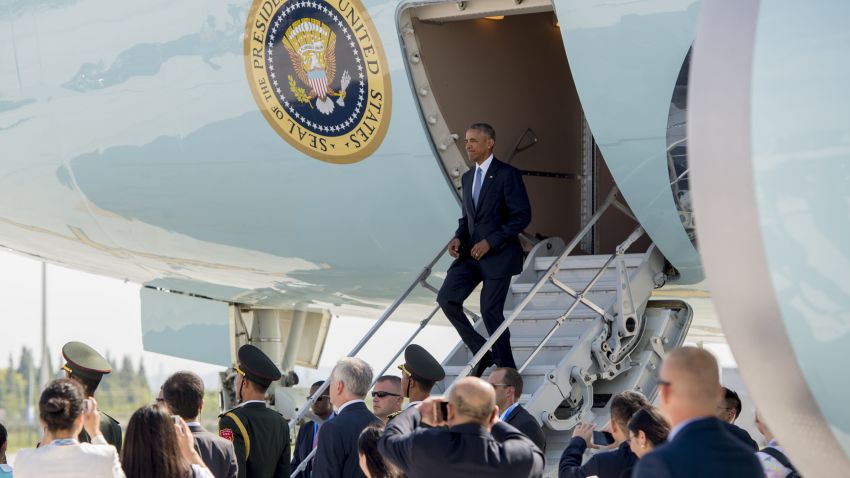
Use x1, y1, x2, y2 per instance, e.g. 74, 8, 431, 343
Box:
627, 406, 671, 458
122, 404, 214, 478
358, 424, 404, 478
14, 378, 124, 477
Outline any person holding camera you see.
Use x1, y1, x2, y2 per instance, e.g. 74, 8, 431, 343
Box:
378, 376, 544, 478
558, 390, 649, 478
122, 404, 214, 478
14, 378, 124, 478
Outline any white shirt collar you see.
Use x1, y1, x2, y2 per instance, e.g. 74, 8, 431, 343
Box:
404, 400, 422, 410
337, 399, 365, 414
475, 154, 494, 177
185, 421, 201, 427
240, 400, 267, 406
668, 416, 711, 441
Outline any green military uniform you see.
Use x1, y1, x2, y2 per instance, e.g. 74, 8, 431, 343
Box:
219, 344, 290, 478
62, 341, 122, 451
389, 344, 446, 424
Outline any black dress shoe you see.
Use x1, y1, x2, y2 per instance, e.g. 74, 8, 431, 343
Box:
471, 352, 495, 378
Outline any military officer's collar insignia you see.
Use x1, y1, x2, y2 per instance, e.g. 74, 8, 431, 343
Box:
244, 0, 392, 164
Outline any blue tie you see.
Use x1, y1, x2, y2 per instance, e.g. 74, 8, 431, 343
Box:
472, 167, 483, 207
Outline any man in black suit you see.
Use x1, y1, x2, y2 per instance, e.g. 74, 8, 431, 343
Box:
717, 386, 758, 450
559, 390, 649, 478
218, 345, 290, 478
291, 380, 335, 477
162, 371, 238, 478
632, 347, 764, 478
312, 358, 381, 478
437, 123, 532, 376
378, 376, 544, 478
487, 367, 546, 451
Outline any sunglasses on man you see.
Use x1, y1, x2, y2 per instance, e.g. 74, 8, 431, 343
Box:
371, 391, 401, 398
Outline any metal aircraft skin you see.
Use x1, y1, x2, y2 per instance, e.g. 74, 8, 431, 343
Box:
1, 0, 848, 475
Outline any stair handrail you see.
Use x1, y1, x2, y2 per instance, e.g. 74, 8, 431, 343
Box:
458, 168, 690, 379
456, 186, 622, 378
518, 225, 647, 373
287, 240, 456, 477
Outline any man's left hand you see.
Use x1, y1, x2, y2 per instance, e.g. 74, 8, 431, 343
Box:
470, 239, 490, 260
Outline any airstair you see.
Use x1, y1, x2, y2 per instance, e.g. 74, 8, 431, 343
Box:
288, 187, 692, 478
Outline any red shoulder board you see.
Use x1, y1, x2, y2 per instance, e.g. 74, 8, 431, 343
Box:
220, 428, 234, 442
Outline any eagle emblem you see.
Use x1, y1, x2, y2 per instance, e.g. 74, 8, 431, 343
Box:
283, 18, 351, 115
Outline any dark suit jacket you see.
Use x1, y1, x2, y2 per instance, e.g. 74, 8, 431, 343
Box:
218, 402, 290, 478
291, 415, 338, 478
378, 407, 544, 478
725, 421, 758, 451
455, 158, 531, 279
189, 423, 238, 478
312, 401, 380, 478
505, 405, 546, 453
632, 417, 764, 478
558, 438, 636, 478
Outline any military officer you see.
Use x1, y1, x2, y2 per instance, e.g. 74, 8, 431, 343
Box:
219, 344, 290, 478
61, 341, 123, 450
388, 344, 445, 422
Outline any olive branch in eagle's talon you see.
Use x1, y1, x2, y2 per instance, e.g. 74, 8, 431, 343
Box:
288, 75, 313, 106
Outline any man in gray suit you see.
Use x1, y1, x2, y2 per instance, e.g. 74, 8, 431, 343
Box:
379, 376, 544, 478
162, 371, 238, 478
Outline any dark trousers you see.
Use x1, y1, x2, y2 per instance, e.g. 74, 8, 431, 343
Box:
437, 258, 516, 369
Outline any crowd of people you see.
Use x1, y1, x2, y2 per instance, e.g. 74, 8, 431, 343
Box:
0, 340, 800, 478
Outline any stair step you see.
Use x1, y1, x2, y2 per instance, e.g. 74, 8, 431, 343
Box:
534, 254, 644, 271
511, 281, 623, 294
509, 308, 600, 320
510, 337, 579, 348
443, 364, 552, 378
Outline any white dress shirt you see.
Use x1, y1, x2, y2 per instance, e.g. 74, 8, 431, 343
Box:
14, 435, 125, 478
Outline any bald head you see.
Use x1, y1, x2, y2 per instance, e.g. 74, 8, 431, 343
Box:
447, 377, 497, 427
659, 347, 722, 423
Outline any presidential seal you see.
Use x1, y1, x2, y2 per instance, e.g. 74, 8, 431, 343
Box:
245, 0, 392, 164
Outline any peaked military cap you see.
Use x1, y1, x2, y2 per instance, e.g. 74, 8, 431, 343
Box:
237, 344, 281, 388
62, 341, 112, 381
399, 344, 445, 383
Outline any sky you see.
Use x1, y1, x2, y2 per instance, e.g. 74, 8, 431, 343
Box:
0, 248, 458, 392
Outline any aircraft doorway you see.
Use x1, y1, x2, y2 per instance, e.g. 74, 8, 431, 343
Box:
400, 1, 648, 254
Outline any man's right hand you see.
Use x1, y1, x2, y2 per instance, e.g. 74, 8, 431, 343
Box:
448, 238, 461, 258
417, 396, 447, 427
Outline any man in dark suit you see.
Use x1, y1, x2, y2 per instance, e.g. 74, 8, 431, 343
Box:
559, 390, 649, 478
218, 345, 290, 478
632, 347, 763, 478
717, 386, 758, 450
312, 358, 381, 478
291, 380, 335, 477
487, 367, 546, 451
378, 376, 544, 478
162, 371, 238, 478
62, 341, 123, 450
437, 123, 532, 376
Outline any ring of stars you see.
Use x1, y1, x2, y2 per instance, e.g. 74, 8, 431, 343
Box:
265, 0, 368, 135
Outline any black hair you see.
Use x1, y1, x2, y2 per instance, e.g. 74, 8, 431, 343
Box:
39, 378, 85, 432
358, 424, 404, 478
723, 387, 743, 420
468, 123, 496, 141
628, 406, 670, 447
494, 367, 524, 399
0, 422, 7, 445
161, 371, 204, 420
610, 390, 649, 431
69, 374, 101, 397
